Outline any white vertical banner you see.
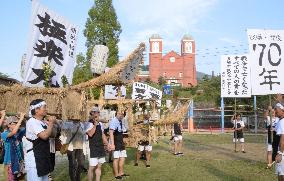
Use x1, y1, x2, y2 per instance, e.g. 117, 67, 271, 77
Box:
221, 54, 251, 98
247, 29, 284, 95
23, 1, 79, 87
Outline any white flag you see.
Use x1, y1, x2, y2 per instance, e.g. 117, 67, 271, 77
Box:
247, 29, 284, 95
220, 54, 251, 98
23, 1, 79, 87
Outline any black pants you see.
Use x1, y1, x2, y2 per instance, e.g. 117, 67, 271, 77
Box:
50, 153, 55, 171
67, 149, 84, 181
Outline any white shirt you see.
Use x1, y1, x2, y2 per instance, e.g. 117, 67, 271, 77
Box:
85, 122, 104, 133
276, 118, 284, 135
26, 117, 48, 140
109, 117, 127, 132
232, 120, 245, 128
25, 117, 47, 169
60, 121, 87, 151
266, 116, 279, 127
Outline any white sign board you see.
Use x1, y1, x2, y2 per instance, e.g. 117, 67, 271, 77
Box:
90, 45, 109, 75
132, 82, 162, 106
221, 54, 251, 97
23, 1, 78, 87
104, 85, 126, 99
247, 29, 284, 95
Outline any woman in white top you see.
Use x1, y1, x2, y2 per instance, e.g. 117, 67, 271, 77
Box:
264, 108, 279, 169
25, 99, 56, 181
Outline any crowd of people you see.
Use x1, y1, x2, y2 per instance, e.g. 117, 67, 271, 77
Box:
2, 95, 284, 180
0, 99, 156, 181
229, 94, 284, 181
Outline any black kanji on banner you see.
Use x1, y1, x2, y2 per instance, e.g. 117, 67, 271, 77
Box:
34, 39, 63, 66
28, 67, 55, 84
150, 92, 160, 100
253, 42, 282, 90
134, 88, 146, 99
259, 68, 280, 90
35, 12, 67, 44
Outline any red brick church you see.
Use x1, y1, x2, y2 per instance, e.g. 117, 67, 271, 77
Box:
147, 34, 197, 87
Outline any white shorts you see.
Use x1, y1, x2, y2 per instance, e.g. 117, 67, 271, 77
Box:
276, 157, 284, 175
267, 144, 273, 152
138, 145, 152, 152
233, 138, 244, 143
113, 150, 127, 159
174, 135, 183, 141
89, 157, 106, 167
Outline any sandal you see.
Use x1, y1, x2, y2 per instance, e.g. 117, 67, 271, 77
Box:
121, 174, 130, 177
115, 176, 122, 180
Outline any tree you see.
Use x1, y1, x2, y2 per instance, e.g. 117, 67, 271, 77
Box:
0, 72, 9, 78
158, 76, 166, 86
72, 53, 93, 85
84, 0, 122, 67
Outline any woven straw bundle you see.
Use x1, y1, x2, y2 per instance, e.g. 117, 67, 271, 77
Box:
0, 43, 145, 120
154, 103, 189, 125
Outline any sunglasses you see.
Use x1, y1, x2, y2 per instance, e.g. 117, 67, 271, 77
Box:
91, 111, 100, 114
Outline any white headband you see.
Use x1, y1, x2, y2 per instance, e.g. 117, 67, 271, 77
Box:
29, 101, 46, 117
275, 103, 284, 111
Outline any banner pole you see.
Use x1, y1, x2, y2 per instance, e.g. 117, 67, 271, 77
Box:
268, 95, 273, 149
234, 98, 237, 152
221, 97, 224, 133
254, 96, 257, 133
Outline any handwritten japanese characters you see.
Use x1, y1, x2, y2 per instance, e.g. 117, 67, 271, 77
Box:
23, 1, 78, 87
132, 82, 163, 106
121, 50, 144, 83
221, 55, 251, 97
90, 45, 109, 75
247, 29, 284, 95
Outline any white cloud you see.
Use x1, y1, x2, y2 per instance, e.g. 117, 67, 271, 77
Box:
114, 0, 219, 60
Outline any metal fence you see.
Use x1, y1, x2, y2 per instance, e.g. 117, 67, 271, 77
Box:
182, 107, 266, 133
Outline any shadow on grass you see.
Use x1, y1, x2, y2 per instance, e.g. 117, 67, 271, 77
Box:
202, 162, 246, 181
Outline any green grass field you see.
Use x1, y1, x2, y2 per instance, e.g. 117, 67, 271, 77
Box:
0, 133, 277, 181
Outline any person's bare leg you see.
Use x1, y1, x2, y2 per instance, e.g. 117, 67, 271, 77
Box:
174, 141, 178, 154
95, 164, 102, 181
135, 151, 141, 165
241, 142, 245, 152
178, 140, 183, 153
278, 175, 284, 181
146, 151, 151, 165
113, 159, 119, 177
4, 165, 8, 180
88, 166, 95, 181
118, 157, 125, 176
267, 151, 272, 166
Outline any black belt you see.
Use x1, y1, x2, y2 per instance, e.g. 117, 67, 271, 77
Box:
27, 148, 33, 153
26, 137, 34, 153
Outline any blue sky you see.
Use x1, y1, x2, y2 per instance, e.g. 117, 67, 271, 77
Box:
1, 0, 284, 80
